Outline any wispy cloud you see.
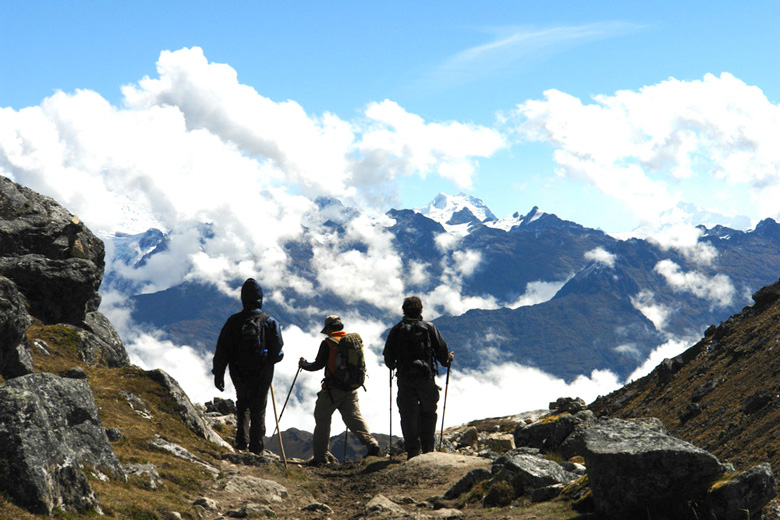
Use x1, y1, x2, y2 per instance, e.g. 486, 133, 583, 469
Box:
427, 22, 643, 87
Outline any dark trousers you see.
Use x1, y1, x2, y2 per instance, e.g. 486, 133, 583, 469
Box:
230, 364, 274, 453
397, 374, 440, 456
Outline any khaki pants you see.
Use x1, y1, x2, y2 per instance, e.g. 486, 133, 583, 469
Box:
312, 387, 378, 462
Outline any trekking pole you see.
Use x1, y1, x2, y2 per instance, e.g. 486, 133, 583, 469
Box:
269, 383, 288, 471
272, 366, 302, 437
389, 368, 393, 458
343, 427, 349, 463
438, 363, 451, 452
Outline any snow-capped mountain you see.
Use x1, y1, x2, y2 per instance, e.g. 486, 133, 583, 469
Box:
417, 192, 497, 233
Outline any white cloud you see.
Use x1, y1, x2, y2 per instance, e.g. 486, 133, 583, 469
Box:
630, 290, 671, 331
509, 73, 780, 230
507, 277, 570, 309
625, 336, 695, 383
654, 260, 735, 308
584, 247, 616, 268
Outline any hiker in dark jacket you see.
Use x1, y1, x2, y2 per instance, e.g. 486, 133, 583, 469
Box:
383, 296, 453, 459
213, 278, 284, 454
299, 315, 380, 464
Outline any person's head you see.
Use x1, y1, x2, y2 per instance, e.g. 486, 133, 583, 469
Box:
321, 315, 344, 334
241, 278, 263, 310
402, 296, 423, 319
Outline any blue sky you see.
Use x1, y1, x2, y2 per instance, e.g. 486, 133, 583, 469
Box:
2, 1, 779, 232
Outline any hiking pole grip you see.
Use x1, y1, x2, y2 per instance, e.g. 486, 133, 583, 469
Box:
269, 382, 288, 470
438, 362, 451, 452
272, 366, 302, 437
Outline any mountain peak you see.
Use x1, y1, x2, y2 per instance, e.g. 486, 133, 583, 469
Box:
417, 193, 497, 228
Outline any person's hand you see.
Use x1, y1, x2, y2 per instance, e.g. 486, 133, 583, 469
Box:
448, 351, 455, 363
214, 373, 225, 392
298, 357, 306, 368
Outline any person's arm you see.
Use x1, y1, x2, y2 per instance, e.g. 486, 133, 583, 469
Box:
383, 326, 398, 369
299, 341, 328, 371
212, 316, 236, 391
265, 317, 284, 363
429, 323, 453, 367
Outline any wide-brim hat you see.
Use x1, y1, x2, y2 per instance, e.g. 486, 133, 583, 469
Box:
321, 315, 342, 334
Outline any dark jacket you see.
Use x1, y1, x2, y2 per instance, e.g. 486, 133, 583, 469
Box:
212, 279, 284, 378
383, 316, 449, 377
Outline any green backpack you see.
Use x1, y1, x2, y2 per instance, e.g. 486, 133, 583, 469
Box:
327, 333, 367, 391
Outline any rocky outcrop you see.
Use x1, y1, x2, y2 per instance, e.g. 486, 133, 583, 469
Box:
0, 373, 124, 515
0, 276, 33, 378
146, 368, 233, 450
0, 176, 104, 325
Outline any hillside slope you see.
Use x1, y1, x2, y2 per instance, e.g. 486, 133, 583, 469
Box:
591, 279, 780, 472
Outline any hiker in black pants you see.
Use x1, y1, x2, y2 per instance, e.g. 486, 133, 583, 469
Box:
383, 296, 454, 459
213, 278, 284, 454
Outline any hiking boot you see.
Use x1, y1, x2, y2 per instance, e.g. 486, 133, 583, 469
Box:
365, 444, 381, 458
305, 458, 328, 467
406, 450, 420, 460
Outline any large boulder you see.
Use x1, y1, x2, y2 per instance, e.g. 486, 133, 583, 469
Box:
0, 276, 33, 379
146, 369, 233, 450
0, 176, 104, 325
582, 418, 726, 519
0, 373, 124, 515
83, 311, 130, 367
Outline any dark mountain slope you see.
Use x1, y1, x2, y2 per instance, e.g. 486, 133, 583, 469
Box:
590, 278, 780, 472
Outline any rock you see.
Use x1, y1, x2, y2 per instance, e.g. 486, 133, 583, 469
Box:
430, 508, 464, 518
63, 366, 88, 379
742, 390, 774, 414
706, 463, 776, 520
403, 451, 490, 472
149, 436, 220, 478
691, 379, 719, 402
227, 503, 276, 518
443, 467, 492, 499
302, 502, 333, 513
145, 368, 233, 450
456, 426, 478, 448
0, 176, 104, 325
515, 410, 595, 453
206, 396, 237, 415
752, 282, 780, 308
582, 418, 726, 519
0, 276, 33, 379
105, 427, 124, 442
193, 496, 219, 511
485, 433, 515, 452
358, 494, 410, 518
559, 416, 665, 460
549, 397, 586, 414
214, 475, 288, 504
124, 463, 163, 490
531, 483, 565, 502
493, 452, 578, 493
82, 311, 130, 367
0, 373, 123, 515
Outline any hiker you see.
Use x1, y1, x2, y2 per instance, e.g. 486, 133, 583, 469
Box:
383, 296, 454, 459
212, 278, 284, 454
299, 315, 381, 464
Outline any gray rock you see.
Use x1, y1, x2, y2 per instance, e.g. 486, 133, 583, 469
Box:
124, 463, 163, 490
146, 368, 233, 450
302, 502, 333, 513
514, 410, 595, 453
582, 418, 726, 519
359, 494, 411, 518
149, 437, 220, 477
63, 366, 88, 379
531, 483, 565, 503
456, 426, 478, 448
0, 276, 33, 379
444, 467, 492, 499
549, 397, 586, 414
0, 176, 104, 325
193, 496, 219, 511
0, 373, 123, 515
494, 452, 578, 493
214, 475, 288, 504
105, 427, 124, 442
706, 463, 776, 520
82, 311, 130, 367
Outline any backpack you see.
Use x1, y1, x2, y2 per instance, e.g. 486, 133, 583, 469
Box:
397, 320, 436, 377
235, 312, 270, 369
327, 333, 366, 391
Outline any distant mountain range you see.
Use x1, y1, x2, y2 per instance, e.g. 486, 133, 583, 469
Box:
105, 193, 780, 382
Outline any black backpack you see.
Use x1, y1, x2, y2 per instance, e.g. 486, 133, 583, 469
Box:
326, 333, 367, 391
235, 312, 270, 369
397, 320, 436, 377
